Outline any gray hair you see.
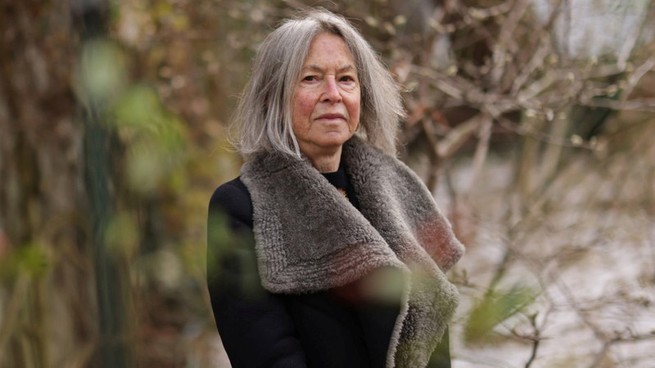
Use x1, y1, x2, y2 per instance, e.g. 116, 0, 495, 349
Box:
231, 9, 405, 159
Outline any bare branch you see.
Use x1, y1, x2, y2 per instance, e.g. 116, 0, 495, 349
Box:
467, 114, 493, 194
587, 331, 655, 368
579, 97, 655, 112
489, 0, 530, 85
623, 56, 655, 98
437, 114, 483, 158
467, 1, 513, 21
524, 314, 541, 368
510, 37, 553, 96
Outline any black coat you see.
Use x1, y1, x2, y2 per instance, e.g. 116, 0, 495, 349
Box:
207, 168, 452, 368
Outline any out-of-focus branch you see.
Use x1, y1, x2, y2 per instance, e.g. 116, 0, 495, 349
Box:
412, 58, 654, 115
623, 56, 655, 98
579, 97, 655, 112
522, 313, 541, 368
468, 114, 493, 193
510, 37, 552, 96
587, 331, 655, 368
437, 114, 483, 158
467, 1, 513, 21
489, 0, 530, 85
497, 116, 596, 150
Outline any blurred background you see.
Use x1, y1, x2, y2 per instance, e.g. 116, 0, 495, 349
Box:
1, 0, 654, 367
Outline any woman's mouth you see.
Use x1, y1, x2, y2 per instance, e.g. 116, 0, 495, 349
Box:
316, 113, 346, 121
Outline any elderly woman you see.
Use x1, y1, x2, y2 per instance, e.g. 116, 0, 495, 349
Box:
207, 9, 464, 368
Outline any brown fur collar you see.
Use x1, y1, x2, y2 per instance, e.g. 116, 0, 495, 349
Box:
241, 136, 464, 368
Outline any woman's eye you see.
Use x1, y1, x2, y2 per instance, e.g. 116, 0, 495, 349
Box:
302, 75, 318, 82
340, 75, 356, 83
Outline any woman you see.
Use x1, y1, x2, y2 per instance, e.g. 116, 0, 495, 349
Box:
207, 9, 464, 368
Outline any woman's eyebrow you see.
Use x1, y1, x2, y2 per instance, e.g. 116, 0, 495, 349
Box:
338, 65, 357, 73
301, 64, 357, 73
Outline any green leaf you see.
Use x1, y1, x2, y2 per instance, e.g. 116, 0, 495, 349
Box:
464, 284, 536, 345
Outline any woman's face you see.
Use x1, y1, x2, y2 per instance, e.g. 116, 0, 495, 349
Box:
291, 32, 361, 159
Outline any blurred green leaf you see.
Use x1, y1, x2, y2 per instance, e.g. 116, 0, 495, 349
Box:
77, 39, 127, 103
112, 84, 187, 194
464, 284, 536, 345
105, 211, 140, 257
0, 243, 49, 280
154, 2, 173, 19
362, 267, 406, 304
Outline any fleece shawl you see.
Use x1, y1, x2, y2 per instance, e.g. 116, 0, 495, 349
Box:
240, 136, 465, 368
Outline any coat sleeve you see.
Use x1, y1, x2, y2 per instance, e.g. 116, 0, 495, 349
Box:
207, 179, 307, 368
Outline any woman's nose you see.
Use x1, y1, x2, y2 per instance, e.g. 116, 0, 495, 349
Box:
321, 77, 342, 102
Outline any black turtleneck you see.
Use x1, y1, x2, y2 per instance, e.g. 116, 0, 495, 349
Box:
320, 161, 361, 209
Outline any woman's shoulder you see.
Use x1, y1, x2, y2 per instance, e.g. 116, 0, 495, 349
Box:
209, 177, 253, 228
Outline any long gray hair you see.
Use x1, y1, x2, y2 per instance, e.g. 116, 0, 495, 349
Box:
231, 9, 405, 159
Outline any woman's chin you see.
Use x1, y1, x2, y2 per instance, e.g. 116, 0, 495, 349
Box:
317, 136, 350, 149
324, 130, 355, 144
298, 131, 355, 153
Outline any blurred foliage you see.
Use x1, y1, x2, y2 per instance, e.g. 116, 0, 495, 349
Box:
77, 39, 128, 103
113, 84, 187, 195
0, 0, 654, 367
463, 284, 536, 345
0, 243, 50, 281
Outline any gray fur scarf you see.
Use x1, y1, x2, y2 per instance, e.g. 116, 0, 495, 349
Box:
240, 136, 465, 368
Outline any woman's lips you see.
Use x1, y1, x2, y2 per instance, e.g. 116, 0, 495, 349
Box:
316, 113, 346, 121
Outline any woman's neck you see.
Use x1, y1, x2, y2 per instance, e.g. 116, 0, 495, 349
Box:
304, 147, 342, 173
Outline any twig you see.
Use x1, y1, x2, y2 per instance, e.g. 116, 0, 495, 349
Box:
467, 1, 513, 21
467, 114, 493, 194
579, 97, 655, 112
623, 56, 655, 98
587, 331, 655, 368
524, 314, 541, 368
489, 0, 530, 85
510, 37, 552, 96
437, 114, 483, 158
